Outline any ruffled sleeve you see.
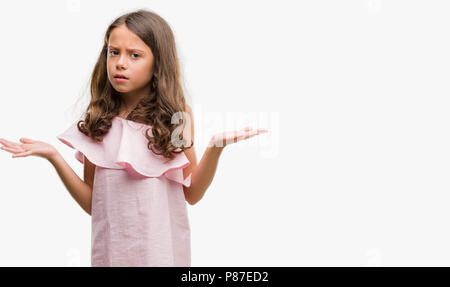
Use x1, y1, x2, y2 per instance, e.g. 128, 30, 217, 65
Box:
56, 117, 192, 187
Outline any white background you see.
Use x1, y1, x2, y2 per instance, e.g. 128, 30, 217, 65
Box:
0, 0, 449, 266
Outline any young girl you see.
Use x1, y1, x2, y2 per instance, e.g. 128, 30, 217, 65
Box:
0, 9, 267, 267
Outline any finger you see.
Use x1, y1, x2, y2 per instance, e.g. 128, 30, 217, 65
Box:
239, 129, 255, 138
0, 138, 15, 145
1, 146, 24, 153
239, 131, 265, 141
247, 129, 268, 135
235, 131, 248, 142
0, 138, 20, 148
234, 132, 252, 142
12, 151, 33, 158
250, 129, 268, 135
240, 134, 257, 141
20, 138, 36, 143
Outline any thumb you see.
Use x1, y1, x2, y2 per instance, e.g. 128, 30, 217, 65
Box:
20, 138, 35, 143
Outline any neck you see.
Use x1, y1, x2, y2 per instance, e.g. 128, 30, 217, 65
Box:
119, 83, 151, 115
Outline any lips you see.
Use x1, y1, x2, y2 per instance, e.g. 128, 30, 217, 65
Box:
114, 74, 128, 79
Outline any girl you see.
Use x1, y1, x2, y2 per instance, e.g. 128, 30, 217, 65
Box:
0, 9, 267, 267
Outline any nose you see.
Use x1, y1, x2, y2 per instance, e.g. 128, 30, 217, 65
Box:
116, 54, 127, 70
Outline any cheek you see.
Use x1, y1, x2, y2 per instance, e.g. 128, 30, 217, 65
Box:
106, 59, 113, 74
133, 65, 152, 82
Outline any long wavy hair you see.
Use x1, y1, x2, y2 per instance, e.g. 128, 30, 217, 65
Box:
77, 9, 193, 162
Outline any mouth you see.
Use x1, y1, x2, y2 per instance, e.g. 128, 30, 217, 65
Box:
113, 74, 129, 82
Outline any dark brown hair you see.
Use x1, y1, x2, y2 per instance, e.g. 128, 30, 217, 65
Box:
77, 9, 192, 162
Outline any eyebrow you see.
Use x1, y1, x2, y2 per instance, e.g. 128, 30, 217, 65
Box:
108, 45, 145, 53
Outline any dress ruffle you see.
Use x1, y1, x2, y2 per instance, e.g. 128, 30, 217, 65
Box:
56, 116, 192, 187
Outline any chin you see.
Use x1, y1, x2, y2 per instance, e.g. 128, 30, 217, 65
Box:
111, 85, 130, 93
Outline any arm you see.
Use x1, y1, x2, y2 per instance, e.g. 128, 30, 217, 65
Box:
184, 145, 223, 205
0, 137, 93, 215
182, 104, 224, 205
49, 152, 93, 215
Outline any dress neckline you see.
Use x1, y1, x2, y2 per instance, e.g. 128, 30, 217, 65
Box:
113, 116, 152, 128
115, 116, 129, 121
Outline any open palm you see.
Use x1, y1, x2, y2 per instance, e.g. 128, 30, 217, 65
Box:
0, 138, 57, 160
208, 126, 268, 148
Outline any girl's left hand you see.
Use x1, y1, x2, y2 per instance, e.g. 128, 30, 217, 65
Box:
208, 126, 268, 149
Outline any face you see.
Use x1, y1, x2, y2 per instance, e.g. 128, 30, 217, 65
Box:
106, 24, 155, 94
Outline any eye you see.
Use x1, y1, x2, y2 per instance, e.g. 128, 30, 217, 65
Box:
108, 50, 118, 56
131, 53, 140, 58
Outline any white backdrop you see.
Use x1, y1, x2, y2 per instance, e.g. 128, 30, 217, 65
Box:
0, 0, 449, 267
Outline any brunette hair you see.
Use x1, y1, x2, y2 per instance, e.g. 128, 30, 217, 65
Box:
77, 9, 192, 161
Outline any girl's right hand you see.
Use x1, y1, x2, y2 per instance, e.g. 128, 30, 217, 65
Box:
0, 138, 58, 161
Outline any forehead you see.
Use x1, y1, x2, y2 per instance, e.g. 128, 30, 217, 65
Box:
108, 25, 150, 52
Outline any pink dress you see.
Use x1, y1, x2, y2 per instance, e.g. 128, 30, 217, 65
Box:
56, 116, 192, 267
